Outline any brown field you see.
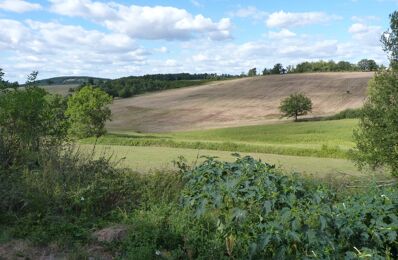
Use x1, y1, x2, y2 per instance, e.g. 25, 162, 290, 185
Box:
107, 72, 373, 132
42, 84, 78, 96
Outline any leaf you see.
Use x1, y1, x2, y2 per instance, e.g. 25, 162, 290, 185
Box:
262, 200, 272, 215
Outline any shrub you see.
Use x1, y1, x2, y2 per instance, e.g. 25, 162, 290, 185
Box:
325, 108, 362, 120
180, 155, 398, 258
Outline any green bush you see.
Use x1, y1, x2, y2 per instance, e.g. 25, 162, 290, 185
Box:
325, 108, 362, 120
180, 155, 398, 259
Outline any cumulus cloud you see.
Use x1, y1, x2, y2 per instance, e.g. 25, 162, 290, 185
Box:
49, 0, 231, 41
349, 23, 383, 46
268, 29, 296, 39
0, 0, 41, 13
266, 11, 341, 28
0, 19, 149, 81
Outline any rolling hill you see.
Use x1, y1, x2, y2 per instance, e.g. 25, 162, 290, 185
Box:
107, 72, 373, 133
35, 76, 110, 86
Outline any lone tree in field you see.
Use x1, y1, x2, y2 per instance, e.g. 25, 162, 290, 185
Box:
66, 86, 112, 139
279, 93, 312, 121
353, 11, 398, 176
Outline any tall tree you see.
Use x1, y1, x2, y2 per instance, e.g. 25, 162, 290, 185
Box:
353, 11, 398, 175
381, 11, 398, 69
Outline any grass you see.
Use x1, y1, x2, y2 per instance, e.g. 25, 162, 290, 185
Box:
83, 119, 358, 159
83, 145, 387, 181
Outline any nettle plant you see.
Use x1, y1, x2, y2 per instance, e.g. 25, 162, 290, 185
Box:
180, 155, 398, 259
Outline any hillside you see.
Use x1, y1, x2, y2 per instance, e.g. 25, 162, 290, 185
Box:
35, 76, 110, 86
107, 72, 373, 132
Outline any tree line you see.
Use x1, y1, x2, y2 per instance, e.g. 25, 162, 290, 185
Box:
248, 59, 382, 76
76, 73, 240, 98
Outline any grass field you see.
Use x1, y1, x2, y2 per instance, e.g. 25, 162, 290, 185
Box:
86, 145, 387, 181
85, 119, 358, 159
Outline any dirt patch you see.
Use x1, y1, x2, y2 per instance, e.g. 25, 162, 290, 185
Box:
107, 72, 373, 132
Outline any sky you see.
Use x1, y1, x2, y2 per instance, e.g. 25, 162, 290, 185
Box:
0, 0, 395, 82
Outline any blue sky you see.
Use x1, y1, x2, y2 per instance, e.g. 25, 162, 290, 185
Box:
0, 0, 394, 82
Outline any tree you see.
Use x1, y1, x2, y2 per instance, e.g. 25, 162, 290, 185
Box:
248, 68, 257, 77
353, 11, 398, 175
381, 11, 398, 69
262, 68, 270, 75
66, 86, 112, 138
357, 59, 379, 71
271, 63, 284, 74
279, 93, 312, 121
0, 71, 68, 167
353, 72, 398, 175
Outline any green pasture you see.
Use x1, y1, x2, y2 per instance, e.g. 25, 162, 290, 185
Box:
84, 119, 358, 159
84, 145, 387, 180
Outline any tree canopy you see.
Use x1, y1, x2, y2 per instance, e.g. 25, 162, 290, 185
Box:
353, 11, 398, 176
381, 11, 398, 69
66, 86, 112, 138
279, 93, 312, 121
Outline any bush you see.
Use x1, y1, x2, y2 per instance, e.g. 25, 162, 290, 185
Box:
180, 155, 398, 259
325, 108, 362, 120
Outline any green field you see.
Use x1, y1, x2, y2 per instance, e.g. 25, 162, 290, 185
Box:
85, 119, 358, 159
88, 145, 387, 179
81, 118, 389, 179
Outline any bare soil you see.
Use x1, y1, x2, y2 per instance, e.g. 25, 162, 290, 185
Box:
107, 72, 373, 132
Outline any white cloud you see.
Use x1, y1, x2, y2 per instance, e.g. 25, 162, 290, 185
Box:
190, 0, 202, 7
349, 23, 383, 46
268, 29, 296, 39
266, 11, 341, 28
230, 6, 268, 20
0, 0, 41, 13
49, 0, 231, 41
155, 47, 168, 53
0, 19, 149, 81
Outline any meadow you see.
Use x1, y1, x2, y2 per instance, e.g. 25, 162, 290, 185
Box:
80, 118, 392, 180
84, 119, 357, 159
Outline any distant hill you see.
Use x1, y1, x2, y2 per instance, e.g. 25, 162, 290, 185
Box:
35, 76, 110, 86
108, 72, 374, 132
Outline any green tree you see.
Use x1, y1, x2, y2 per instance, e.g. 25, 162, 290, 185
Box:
279, 93, 312, 121
353, 72, 398, 175
381, 11, 398, 69
271, 63, 284, 74
357, 59, 379, 71
0, 75, 68, 167
262, 68, 270, 75
66, 86, 112, 138
353, 11, 398, 175
248, 68, 257, 77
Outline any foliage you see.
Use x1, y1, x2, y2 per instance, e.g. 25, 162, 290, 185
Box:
324, 108, 363, 120
358, 59, 379, 71
271, 63, 284, 74
180, 156, 398, 259
381, 11, 398, 69
92, 73, 239, 98
0, 86, 68, 168
248, 68, 257, 77
279, 93, 313, 121
294, 60, 359, 73
353, 71, 398, 175
0, 68, 19, 90
66, 85, 112, 138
